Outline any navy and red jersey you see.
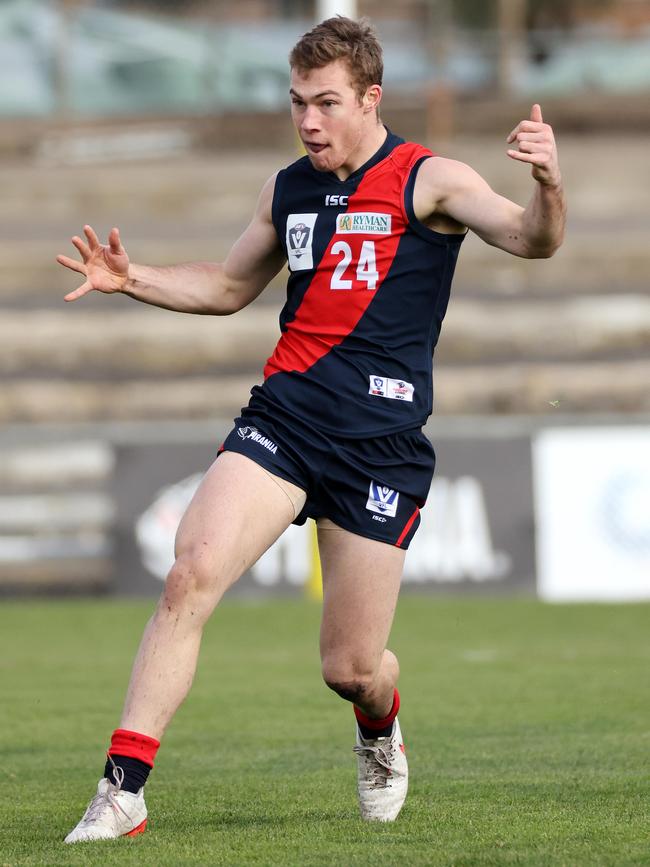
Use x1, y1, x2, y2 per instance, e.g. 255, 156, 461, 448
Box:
248, 130, 464, 438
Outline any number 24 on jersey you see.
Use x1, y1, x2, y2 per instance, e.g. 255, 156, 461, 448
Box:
330, 240, 378, 291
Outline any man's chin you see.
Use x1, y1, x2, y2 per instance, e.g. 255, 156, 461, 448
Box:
306, 150, 335, 172
309, 160, 330, 173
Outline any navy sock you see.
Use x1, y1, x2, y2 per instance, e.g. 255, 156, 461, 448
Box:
104, 754, 151, 794
358, 720, 394, 739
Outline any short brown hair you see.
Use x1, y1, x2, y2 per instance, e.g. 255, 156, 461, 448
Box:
289, 16, 383, 100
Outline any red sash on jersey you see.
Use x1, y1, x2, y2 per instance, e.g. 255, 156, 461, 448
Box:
264, 143, 433, 379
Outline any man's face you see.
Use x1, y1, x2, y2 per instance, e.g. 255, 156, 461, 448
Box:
290, 60, 380, 175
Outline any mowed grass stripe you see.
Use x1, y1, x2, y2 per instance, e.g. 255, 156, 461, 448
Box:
0, 597, 648, 866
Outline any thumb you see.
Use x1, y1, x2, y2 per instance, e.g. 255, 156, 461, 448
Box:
64, 281, 93, 302
530, 103, 543, 124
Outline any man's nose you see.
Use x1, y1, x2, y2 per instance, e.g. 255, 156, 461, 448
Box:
301, 105, 321, 132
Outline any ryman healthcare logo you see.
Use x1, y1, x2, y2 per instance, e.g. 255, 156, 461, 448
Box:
336, 212, 392, 234
237, 426, 278, 455
366, 481, 400, 518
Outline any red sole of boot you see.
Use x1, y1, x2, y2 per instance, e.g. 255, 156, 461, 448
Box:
124, 819, 147, 837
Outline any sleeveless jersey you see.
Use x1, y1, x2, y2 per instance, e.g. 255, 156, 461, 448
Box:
250, 130, 464, 438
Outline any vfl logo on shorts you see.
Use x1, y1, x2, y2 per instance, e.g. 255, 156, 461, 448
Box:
286, 213, 318, 271
366, 481, 399, 518
369, 375, 414, 402
237, 426, 278, 455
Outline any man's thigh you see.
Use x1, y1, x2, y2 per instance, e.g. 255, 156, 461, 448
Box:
318, 522, 405, 667
174, 451, 307, 593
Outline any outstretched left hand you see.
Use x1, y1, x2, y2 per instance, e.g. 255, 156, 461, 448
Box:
506, 104, 561, 188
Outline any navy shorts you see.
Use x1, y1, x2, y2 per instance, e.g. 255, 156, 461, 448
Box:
219, 407, 435, 550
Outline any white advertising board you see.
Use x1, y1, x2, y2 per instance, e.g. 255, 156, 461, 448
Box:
534, 427, 650, 601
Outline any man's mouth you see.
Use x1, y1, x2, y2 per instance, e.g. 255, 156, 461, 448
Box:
304, 142, 328, 154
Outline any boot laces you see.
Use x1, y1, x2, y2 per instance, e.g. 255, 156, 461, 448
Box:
82, 755, 133, 825
353, 741, 395, 788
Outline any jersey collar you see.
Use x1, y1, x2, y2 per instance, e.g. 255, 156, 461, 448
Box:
324, 127, 405, 185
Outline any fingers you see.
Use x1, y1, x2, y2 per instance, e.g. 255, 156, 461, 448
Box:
507, 117, 548, 143
506, 105, 557, 175
63, 281, 93, 302
108, 226, 123, 255
507, 149, 549, 165
56, 254, 87, 275
84, 225, 101, 250
507, 122, 542, 142
510, 133, 547, 154
71, 235, 91, 262
513, 140, 544, 155
514, 132, 547, 143
71, 226, 110, 260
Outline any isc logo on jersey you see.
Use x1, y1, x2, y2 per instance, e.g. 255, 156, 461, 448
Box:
286, 213, 318, 271
336, 212, 392, 234
325, 195, 348, 206
366, 481, 400, 518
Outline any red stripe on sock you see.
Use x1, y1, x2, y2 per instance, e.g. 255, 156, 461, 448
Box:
108, 729, 160, 768
396, 507, 419, 548
354, 688, 400, 730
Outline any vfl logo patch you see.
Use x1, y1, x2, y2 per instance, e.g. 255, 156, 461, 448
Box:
368, 375, 414, 403
286, 213, 317, 271
366, 481, 400, 518
237, 426, 278, 455
288, 224, 310, 258
337, 212, 391, 234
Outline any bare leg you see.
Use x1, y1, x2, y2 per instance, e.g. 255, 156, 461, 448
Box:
120, 452, 306, 739
317, 521, 405, 719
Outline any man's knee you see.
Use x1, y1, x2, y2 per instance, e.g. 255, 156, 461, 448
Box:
321, 657, 376, 703
162, 550, 220, 615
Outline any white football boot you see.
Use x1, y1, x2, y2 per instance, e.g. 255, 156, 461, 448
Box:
353, 717, 408, 821
64, 768, 148, 843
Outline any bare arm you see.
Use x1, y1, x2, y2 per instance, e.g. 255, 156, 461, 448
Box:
414, 104, 566, 259
57, 173, 286, 314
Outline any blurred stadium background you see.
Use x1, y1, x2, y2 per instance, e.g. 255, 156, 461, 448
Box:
0, 0, 649, 601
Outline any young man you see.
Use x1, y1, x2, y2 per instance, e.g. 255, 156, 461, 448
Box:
58, 16, 565, 841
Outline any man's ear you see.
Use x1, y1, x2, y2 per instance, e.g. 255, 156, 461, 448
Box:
363, 84, 382, 113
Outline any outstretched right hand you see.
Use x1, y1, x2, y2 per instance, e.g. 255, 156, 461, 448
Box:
57, 225, 130, 302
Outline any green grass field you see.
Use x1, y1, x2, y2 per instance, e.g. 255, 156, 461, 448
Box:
0, 595, 648, 866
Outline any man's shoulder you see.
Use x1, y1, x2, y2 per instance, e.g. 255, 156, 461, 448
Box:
413, 155, 479, 190
411, 155, 485, 229
387, 137, 434, 167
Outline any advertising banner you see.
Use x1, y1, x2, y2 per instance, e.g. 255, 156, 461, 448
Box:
112, 433, 535, 596
534, 427, 650, 601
